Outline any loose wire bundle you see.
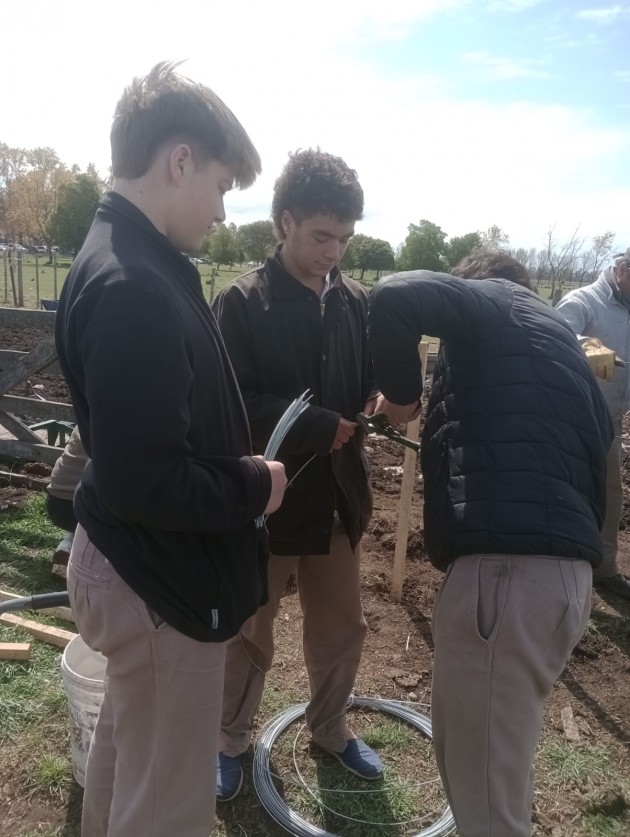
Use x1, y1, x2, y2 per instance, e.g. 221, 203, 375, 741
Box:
256, 390, 313, 527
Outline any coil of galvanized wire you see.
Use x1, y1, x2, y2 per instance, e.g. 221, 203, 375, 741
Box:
252, 696, 456, 837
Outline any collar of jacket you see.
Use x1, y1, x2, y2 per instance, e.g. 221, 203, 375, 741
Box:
98, 191, 202, 286
263, 245, 343, 300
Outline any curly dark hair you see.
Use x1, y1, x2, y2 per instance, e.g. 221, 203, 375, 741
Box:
271, 149, 364, 240
452, 247, 532, 289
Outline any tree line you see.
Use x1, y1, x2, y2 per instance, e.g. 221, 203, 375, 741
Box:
0, 142, 617, 291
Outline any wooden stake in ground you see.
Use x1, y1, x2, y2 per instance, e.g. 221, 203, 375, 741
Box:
391, 341, 429, 602
0, 642, 31, 661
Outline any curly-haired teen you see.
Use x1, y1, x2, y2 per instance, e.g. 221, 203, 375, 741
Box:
55, 62, 286, 837
213, 149, 384, 800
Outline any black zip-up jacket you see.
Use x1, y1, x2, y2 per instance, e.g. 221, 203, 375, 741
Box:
369, 271, 613, 570
213, 250, 374, 555
55, 192, 271, 641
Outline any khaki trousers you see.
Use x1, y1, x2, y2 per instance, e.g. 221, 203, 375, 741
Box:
431, 554, 591, 837
68, 526, 227, 837
220, 524, 367, 756
597, 418, 623, 578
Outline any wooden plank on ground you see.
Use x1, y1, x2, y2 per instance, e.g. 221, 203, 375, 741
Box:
0, 470, 49, 490
0, 350, 62, 375
0, 411, 44, 444
0, 439, 62, 466
0, 335, 57, 397
0, 613, 76, 647
0, 591, 74, 624
0, 642, 31, 660
392, 341, 429, 602
0, 307, 55, 331
0, 395, 74, 422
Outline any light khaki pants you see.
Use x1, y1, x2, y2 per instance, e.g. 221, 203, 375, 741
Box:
68, 525, 227, 837
220, 524, 367, 756
597, 418, 623, 578
431, 554, 591, 837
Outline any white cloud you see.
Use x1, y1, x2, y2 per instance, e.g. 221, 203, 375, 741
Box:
462, 52, 551, 80
1, 0, 628, 252
576, 5, 630, 22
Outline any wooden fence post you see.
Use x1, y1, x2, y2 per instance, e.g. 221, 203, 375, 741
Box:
391, 341, 429, 602
35, 254, 40, 308
8, 251, 17, 306
53, 252, 58, 299
17, 251, 24, 308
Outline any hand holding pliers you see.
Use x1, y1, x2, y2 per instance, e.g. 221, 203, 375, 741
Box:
356, 412, 421, 452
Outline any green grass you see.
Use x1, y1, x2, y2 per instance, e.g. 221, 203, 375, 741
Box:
28, 753, 72, 799
0, 493, 71, 759
0, 494, 67, 596
542, 738, 612, 786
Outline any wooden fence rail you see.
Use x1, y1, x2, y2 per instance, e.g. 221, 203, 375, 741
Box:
0, 308, 73, 466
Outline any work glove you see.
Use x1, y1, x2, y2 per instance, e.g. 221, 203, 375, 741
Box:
582, 338, 617, 381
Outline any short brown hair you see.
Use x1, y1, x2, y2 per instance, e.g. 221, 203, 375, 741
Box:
111, 61, 261, 187
271, 149, 364, 240
452, 247, 532, 289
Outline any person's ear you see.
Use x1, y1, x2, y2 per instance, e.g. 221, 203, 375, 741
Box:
281, 210, 294, 238
168, 144, 193, 185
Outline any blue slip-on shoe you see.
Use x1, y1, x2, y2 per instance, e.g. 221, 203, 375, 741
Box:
332, 738, 384, 780
216, 751, 244, 802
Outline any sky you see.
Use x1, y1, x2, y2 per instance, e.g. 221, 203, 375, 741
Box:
3, 0, 630, 253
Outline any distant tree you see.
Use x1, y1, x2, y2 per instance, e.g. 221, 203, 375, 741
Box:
369, 238, 396, 279
0, 143, 28, 239
544, 224, 585, 301
576, 231, 616, 286
208, 223, 238, 268
50, 169, 103, 253
227, 222, 245, 263
5, 147, 71, 253
397, 220, 448, 272
239, 220, 276, 263
480, 225, 510, 249
339, 240, 357, 272
445, 232, 482, 270
343, 234, 395, 280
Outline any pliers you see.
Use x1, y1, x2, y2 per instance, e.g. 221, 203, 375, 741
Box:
356, 412, 421, 452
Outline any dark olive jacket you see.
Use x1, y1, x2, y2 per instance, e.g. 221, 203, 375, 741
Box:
213, 250, 374, 554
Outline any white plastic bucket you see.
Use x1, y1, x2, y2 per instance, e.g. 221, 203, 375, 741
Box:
60, 635, 106, 787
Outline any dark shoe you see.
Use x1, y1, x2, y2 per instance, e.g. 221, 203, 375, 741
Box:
594, 573, 630, 600
332, 739, 383, 780
216, 752, 244, 802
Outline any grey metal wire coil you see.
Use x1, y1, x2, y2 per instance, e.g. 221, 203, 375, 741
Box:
252, 696, 456, 837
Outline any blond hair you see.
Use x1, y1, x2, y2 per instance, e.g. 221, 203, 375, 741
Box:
111, 61, 261, 188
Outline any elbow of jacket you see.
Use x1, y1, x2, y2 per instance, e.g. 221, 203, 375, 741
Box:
98, 483, 155, 526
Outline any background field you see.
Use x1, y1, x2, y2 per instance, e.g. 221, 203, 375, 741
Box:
2, 253, 569, 312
